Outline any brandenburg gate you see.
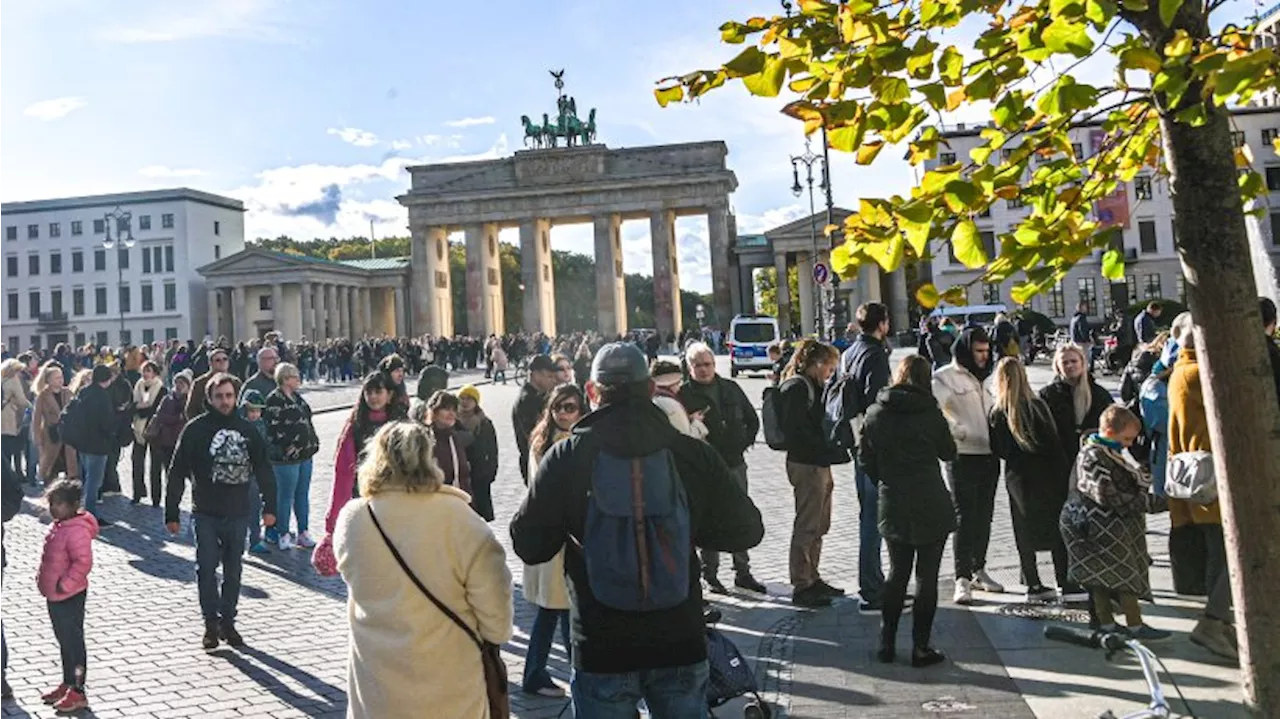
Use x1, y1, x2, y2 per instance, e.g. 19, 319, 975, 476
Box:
397, 76, 738, 338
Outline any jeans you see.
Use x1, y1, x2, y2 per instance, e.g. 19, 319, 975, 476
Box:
701, 464, 752, 579
571, 661, 709, 719
48, 591, 87, 690
882, 540, 945, 650
247, 478, 263, 546
79, 453, 108, 518
272, 459, 313, 536
522, 607, 570, 690
950, 454, 1000, 580
193, 513, 249, 623
1, 435, 22, 477
786, 461, 833, 590
855, 463, 884, 602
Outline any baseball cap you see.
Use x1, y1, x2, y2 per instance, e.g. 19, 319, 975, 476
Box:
591, 342, 649, 385
528, 354, 557, 373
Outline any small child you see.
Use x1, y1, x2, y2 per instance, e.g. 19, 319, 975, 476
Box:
1060, 406, 1170, 641
37, 479, 97, 712
240, 390, 271, 554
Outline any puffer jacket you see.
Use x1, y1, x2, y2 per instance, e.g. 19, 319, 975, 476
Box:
263, 388, 320, 464
1, 373, 31, 436
38, 510, 98, 602
932, 363, 993, 455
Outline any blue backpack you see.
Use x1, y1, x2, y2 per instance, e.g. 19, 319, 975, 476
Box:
582, 449, 692, 611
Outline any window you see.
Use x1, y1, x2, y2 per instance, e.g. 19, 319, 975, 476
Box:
142, 248, 152, 274
70, 221, 82, 236
141, 284, 154, 312
939, 152, 956, 165
163, 283, 176, 311
1077, 277, 1097, 315
165, 245, 174, 272
93, 331, 106, 347
214, 220, 221, 236
71, 250, 83, 273
49, 222, 60, 238
1101, 286, 1114, 319
27, 224, 38, 239
5, 294, 16, 320
1267, 166, 1280, 191
980, 230, 997, 259
213, 245, 220, 260
119, 285, 131, 313
165, 327, 178, 341
1265, 128, 1280, 146
259, 295, 272, 311
94, 249, 106, 271
1007, 196, 1026, 209
1139, 220, 1158, 253
50, 289, 62, 317
120, 330, 131, 346
1177, 274, 1187, 303
1048, 281, 1066, 317
1144, 273, 1163, 299
117, 248, 129, 270
4, 227, 15, 241
1134, 175, 1153, 200
6, 337, 15, 351
982, 283, 1001, 304
116, 216, 130, 234
28, 336, 39, 352
50, 252, 61, 274
94, 287, 107, 315
1072, 142, 1084, 159
28, 291, 40, 318
27, 254, 39, 276
93, 219, 105, 234
72, 288, 84, 316
5, 256, 16, 277
1231, 130, 1247, 147
142, 329, 155, 345
139, 215, 151, 231
1127, 274, 1139, 304
161, 213, 174, 229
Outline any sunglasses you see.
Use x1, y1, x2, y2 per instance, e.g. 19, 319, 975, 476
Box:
552, 402, 581, 414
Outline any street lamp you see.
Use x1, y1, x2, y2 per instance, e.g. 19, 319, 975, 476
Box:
790, 137, 829, 339
100, 207, 135, 342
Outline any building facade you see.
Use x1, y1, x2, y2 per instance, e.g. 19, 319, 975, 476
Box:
925, 108, 1280, 324
2, 188, 245, 351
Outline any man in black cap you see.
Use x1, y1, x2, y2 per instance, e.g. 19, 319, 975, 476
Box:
511, 342, 764, 717
512, 354, 559, 484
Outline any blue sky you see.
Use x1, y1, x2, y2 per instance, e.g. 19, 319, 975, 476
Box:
2, 0, 1261, 292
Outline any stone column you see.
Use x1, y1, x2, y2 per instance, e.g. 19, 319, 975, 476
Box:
464, 223, 504, 336
889, 268, 910, 334
649, 209, 682, 339
311, 284, 323, 341
346, 286, 357, 339
359, 287, 373, 339
774, 252, 793, 336
271, 283, 285, 336
231, 286, 247, 341
593, 213, 627, 336
298, 282, 313, 340
340, 286, 352, 340
392, 286, 406, 336
325, 283, 338, 341
520, 218, 556, 335
726, 212, 744, 318
707, 203, 734, 329
412, 227, 454, 337
205, 287, 220, 339
797, 252, 816, 336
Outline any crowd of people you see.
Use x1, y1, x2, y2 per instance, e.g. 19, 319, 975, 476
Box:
1, 296, 1277, 717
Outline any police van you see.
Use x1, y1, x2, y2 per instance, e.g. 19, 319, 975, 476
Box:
727, 314, 780, 378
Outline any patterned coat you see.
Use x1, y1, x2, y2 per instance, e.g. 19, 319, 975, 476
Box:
1060, 438, 1165, 597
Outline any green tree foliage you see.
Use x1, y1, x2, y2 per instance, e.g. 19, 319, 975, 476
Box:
253, 235, 409, 262
753, 264, 800, 318
658, 1, 1280, 711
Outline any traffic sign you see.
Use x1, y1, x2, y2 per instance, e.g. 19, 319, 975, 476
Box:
813, 262, 830, 285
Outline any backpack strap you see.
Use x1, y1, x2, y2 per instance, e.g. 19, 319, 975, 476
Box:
366, 504, 484, 652
630, 457, 651, 604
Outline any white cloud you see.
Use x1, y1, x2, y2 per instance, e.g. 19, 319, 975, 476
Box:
389, 139, 413, 150
736, 204, 807, 234
327, 127, 380, 147
98, 0, 288, 43
444, 116, 495, 128
138, 165, 206, 178
23, 97, 87, 121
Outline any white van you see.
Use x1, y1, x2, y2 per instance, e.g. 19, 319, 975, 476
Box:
929, 303, 1008, 328
728, 314, 780, 377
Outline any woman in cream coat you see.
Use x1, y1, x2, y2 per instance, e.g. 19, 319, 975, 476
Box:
32, 364, 77, 482
334, 421, 513, 719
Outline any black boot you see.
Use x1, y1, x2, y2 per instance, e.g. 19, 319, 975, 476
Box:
202, 621, 220, 650
878, 623, 897, 663
219, 621, 244, 648
911, 647, 946, 667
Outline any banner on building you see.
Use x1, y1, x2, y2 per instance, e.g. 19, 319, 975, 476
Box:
1090, 129, 1131, 229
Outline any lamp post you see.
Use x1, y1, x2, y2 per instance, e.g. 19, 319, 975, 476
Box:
791, 137, 828, 339
100, 207, 135, 342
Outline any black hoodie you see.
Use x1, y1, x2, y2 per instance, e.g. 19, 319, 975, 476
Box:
953, 327, 993, 382
510, 397, 764, 674
166, 407, 277, 524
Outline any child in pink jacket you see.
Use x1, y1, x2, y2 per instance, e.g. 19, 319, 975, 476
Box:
37, 479, 98, 713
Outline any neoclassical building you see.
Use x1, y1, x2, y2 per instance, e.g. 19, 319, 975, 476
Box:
197, 248, 409, 341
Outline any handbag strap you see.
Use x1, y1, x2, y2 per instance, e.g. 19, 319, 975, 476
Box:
366, 504, 484, 652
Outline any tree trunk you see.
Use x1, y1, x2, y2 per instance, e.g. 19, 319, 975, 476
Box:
1161, 90, 1280, 718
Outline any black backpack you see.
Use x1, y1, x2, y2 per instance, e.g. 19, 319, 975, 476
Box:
57, 395, 90, 452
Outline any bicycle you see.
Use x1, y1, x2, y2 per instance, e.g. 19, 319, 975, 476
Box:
1044, 624, 1199, 719
511, 356, 530, 385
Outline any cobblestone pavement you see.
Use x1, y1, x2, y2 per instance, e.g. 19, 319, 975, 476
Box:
0, 353, 1246, 718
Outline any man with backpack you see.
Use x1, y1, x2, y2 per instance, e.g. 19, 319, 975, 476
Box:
61, 366, 118, 524
510, 342, 764, 717
832, 302, 895, 613
678, 342, 766, 595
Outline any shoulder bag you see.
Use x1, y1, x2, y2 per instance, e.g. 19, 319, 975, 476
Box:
367, 504, 509, 718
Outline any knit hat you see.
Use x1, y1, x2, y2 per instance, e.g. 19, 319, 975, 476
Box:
173, 369, 194, 390
240, 389, 267, 409
379, 353, 405, 373
650, 359, 683, 389
457, 384, 481, 404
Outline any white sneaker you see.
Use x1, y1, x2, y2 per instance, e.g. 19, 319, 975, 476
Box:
296, 531, 316, 549
971, 569, 1005, 593
278, 533, 295, 550
953, 578, 973, 606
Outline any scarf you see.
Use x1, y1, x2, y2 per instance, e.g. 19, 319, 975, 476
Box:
133, 377, 164, 409
456, 405, 485, 434
1069, 375, 1091, 425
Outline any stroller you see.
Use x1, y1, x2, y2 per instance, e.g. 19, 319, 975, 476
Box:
704, 608, 772, 719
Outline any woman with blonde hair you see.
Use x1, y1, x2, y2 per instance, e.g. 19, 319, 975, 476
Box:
333, 421, 513, 719
1, 359, 31, 477
33, 364, 78, 482
1039, 344, 1112, 470
989, 357, 1079, 602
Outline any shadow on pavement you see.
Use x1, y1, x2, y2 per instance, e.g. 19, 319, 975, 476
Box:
214, 645, 345, 717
